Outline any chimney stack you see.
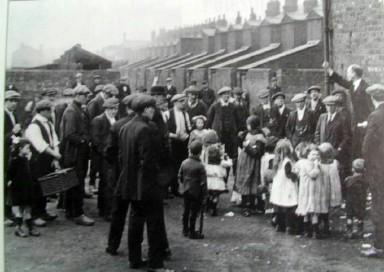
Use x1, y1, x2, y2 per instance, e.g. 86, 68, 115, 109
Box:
265, 0, 281, 17
303, 0, 318, 13
283, 0, 298, 13
249, 7, 257, 21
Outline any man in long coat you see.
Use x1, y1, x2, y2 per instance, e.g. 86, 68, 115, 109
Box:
361, 84, 384, 257
61, 85, 95, 226
324, 62, 373, 157
199, 80, 216, 108
185, 86, 208, 122
116, 95, 169, 270
269, 92, 291, 139
314, 95, 352, 182
286, 93, 316, 147
251, 89, 271, 129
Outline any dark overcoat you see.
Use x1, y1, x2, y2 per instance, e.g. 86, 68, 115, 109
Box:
186, 101, 208, 123
306, 100, 326, 125
285, 108, 316, 147
87, 94, 105, 121
269, 106, 291, 138
90, 113, 111, 155
252, 104, 270, 128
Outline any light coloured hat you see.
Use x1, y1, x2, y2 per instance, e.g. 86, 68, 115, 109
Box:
171, 93, 186, 103
73, 85, 91, 95
366, 84, 384, 100
5, 90, 21, 100
291, 93, 307, 103
322, 95, 339, 105
217, 86, 232, 95
306, 85, 321, 94
35, 99, 53, 111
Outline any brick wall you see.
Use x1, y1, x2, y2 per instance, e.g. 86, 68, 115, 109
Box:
209, 68, 236, 91
331, 0, 384, 83
178, 38, 203, 55
241, 68, 271, 110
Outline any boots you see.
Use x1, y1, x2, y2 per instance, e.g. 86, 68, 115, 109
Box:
344, 221, 353, 239
322, 214, 331, 237
25, 219, 40, 237
14, 218, 28, 238
354, 221, 364, 238
313, 223, 322, 239
304, 222, 313, 238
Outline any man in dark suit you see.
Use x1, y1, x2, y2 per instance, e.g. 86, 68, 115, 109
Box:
323, 62, 373, 158
61, 85, 95, 226
361, 84, 384, 257
306, 85, 326, 125
165, 77, 177, 107
269, 92, 291, 139
87, 84, 119, 194
4, 90, 22, 225
185, 86, 208, 122
199, 80, 216, 108
117, 95, 171, 270
168, 93, 192, 196
251, 89, 271, 129
232, 87, 248, 132
286, 93, 316, 147
90, 98, 119, 221
314, 95, 352, 181
54, 88, 74, 140
268, 75, 282, 102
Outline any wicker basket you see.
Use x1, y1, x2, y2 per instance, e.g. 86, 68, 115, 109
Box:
38, 168, 78, 196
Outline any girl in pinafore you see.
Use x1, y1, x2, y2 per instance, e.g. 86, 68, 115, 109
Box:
188, 115, 208, 147
318, 142, 342, 237
8, 138, 40, 237
270, 139, 298, 234
295, 144, 323, 238
236, 116, 266, 217
205, 144, 232, 216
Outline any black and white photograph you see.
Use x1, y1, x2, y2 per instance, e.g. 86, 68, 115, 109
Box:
1, 0, 384, 271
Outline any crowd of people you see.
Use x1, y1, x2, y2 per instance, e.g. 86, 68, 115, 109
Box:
4, 62, 384, 271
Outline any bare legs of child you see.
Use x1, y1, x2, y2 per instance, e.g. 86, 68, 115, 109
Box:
12, 206, 40, 237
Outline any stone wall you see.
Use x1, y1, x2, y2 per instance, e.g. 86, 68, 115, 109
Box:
331, 0, 384, 83
209, 68, 236, 91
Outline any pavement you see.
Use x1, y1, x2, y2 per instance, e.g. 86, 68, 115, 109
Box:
4, 191, 384, 272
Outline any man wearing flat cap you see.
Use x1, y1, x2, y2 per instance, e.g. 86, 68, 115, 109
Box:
4, 90, 22, 225
89, 74, 103, 94
286, 93, 316, 147
71, 72, 85, 88
117, 95, 171, 271
25, 100, 61, 226
199, 80, 216, 108
361, 84, 384, 257
105, 94, 138, 256
165, 77, 177, 107
54, 88, 74, 140
269, 92, 291, 139
61, 85, 95, 226
87, 83, 119, 193
315, 95, 351, 182
168, 93, 192, 196
306, 85, 326, 125
185, 86, 208, 122
251, 89, 271, 128
323, 61, 373, 158
207, 86, 241, 174
90, 97, 119, 221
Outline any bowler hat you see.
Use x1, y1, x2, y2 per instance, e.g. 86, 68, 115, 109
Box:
217, 86, 232, 95
150, 86, 166, 96
291, 93, 307, 103
103, 97, 119, 108
73, 85, 91, 95
131, 94, 156, 112
271, 92, 285, 100
171, 93, 186, 103
5, 90, 21, 100
35, 100, 53, 112
366, 84, 384, 101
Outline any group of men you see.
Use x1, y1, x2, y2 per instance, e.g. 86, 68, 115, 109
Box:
4, 60, 384, 267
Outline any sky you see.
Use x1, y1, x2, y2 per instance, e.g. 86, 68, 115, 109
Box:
5, 0, 305, 65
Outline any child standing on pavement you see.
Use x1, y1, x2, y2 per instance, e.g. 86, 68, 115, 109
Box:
178, 140, 207, 239
8, 138, 40, 237
344, 158, 367, 239
188, 115, 208, 147
270, 139, 298, 234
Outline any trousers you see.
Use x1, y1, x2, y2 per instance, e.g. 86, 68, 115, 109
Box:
107, 196, 130, 251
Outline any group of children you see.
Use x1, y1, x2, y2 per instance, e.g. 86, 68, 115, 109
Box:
178, 114, 368, 240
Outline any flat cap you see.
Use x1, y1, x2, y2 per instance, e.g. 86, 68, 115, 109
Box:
103, 84, 119, 95
41, 88, 58, 96
271, 92, 285, 100
75, 72, 83, 78
131, 94, 156, 112
122, 93, 139, 107
217, 86, 232, 95
352, 158, 365, 172
93, 74, 101, 79
331, 89, 346, 96
189, 140, 203, 154
322, 95, 339, 105
103, 97, 119, 108
366, 84, 384, 100
185, 86, 200, 94
94, 84, 104, 93
73, 85, 91, 95
171, 93, 186, 103
35, 100, 53, 111
166, 77, 172, 81
291, 93, 307, 103
150, 85, 166, 96
62, 88, 74, 97
258, 89, 270, 99
232, 87, 243, 94
5, 90, 21, 100
306, 85, 321, 94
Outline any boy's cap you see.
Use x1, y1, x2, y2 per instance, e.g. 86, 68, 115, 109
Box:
189, 140, 203, 155
352, 158, 365, 171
